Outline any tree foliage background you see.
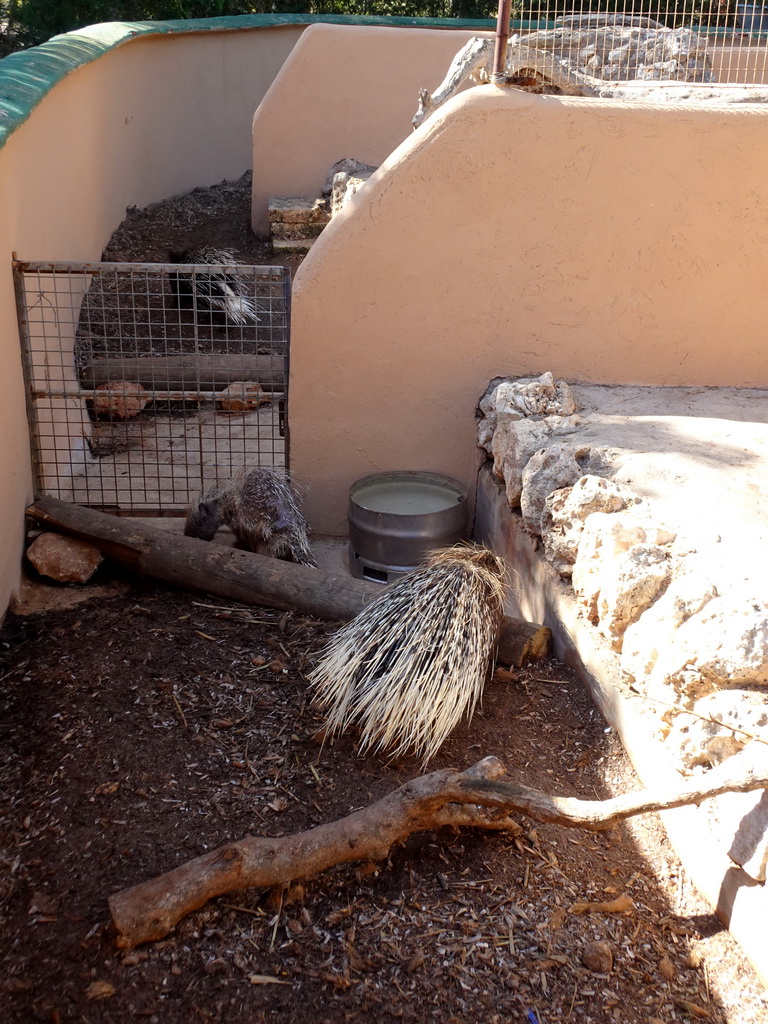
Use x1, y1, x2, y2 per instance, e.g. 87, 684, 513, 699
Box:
0, 0, 735, 60
0, 0, 496, 55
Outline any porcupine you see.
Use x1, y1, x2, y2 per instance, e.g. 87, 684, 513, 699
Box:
168, 246, 259, 325
184, 467, 317, 567
309, 544, 506, 763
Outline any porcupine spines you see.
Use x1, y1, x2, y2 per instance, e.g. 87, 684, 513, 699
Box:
168, 246, 259, 325
229, 467, 317, 567
309, 544, 506, 764
184, 468, 317, 567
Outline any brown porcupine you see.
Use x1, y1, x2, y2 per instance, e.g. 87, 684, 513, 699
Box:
309, 544, 506, 763
184, 467, 317, 567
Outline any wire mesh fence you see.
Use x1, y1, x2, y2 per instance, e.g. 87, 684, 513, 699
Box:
14, 258, 290, 516
502, 4, 768, 86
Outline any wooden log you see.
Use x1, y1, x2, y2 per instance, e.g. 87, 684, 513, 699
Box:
25, 497, 549, 666
80, 354, 285, 393
109, 748, 768, 948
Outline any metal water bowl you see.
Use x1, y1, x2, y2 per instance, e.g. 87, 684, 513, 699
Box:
348, 470, 468, 584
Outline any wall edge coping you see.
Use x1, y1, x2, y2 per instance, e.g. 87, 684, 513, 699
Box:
0, 14, 496, 151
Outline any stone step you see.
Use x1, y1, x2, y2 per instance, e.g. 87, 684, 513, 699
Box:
271, 237, 317, 253
267, 196, 330, 226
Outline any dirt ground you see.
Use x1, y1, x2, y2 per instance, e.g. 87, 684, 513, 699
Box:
1, 569, 767, 1024
100, 170, 303, 276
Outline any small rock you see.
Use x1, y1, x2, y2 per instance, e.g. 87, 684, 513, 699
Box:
582, 939, 613, 973
86, 980, 115, 1000
217, 381, 272, 413
26, 533, 103, 584
659, 954, 676, 981
594, 543, 671, 650
92, 380, 149, 419
520, 443, 586, 535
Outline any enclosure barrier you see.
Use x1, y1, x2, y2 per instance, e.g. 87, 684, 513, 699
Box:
13, 259, 290, 514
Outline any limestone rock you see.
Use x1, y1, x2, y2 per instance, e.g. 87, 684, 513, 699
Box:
267, 197, 330, 246
267, 195, 330, 227
645, 592, 768, 702
594, 543, 672, 651
622, 572, 719, 686
26, 533, 103, 583
330, 169, 376, 216
321, 158, 378, 197
541, 474, 633, 574
477, 373, 580, 505
477, 372, 577, 454
727, 782, 768, 882
520, 443, 587, 535
666, 691, 768, 771
572, 511, 676, 624
495, 420, 553, 506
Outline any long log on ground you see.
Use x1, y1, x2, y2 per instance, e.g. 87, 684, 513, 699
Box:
26, 497, 549, 666
109, 749, 768, 948
80, 354, 285, 392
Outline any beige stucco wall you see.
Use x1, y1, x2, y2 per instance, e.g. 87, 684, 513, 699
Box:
0, 23, 305, 617
250, 28, 768, 237
711, 43, 768, 82
251, 23, 491, 235
290, 85, 768, 535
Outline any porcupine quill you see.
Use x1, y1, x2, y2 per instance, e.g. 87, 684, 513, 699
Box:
184, 467, 317, 567
168, 246, 259, 325
309, 544, 506, 763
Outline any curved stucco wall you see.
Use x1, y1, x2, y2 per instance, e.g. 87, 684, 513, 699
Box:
290, 85, 768, 534
251, 23, 491, 234
0, 20, 312, 617
0, 15, 494, 618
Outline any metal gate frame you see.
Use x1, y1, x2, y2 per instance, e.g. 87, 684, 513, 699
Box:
13, 258, 291, 516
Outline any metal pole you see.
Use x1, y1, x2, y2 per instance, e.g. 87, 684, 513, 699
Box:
491, 0, 513, 85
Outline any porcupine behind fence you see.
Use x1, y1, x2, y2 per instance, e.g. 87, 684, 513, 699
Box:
168, 246, 259, 325
184, 468, 317, 567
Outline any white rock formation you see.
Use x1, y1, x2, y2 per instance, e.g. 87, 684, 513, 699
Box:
477, 372, 768, 779
477, 373, 578, 506
572, 511, 675, 613
621, 571, 719, 687
412, 15, 738, 131
540, 474, 634, 574
667, 690, 768, 770
599, 544, 671, 650
520, 444, 587, 535
643, 592, 768, 703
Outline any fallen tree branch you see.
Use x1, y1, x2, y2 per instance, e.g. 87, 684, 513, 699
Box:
25, 497, 550, 667
109, 749, 768, 948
